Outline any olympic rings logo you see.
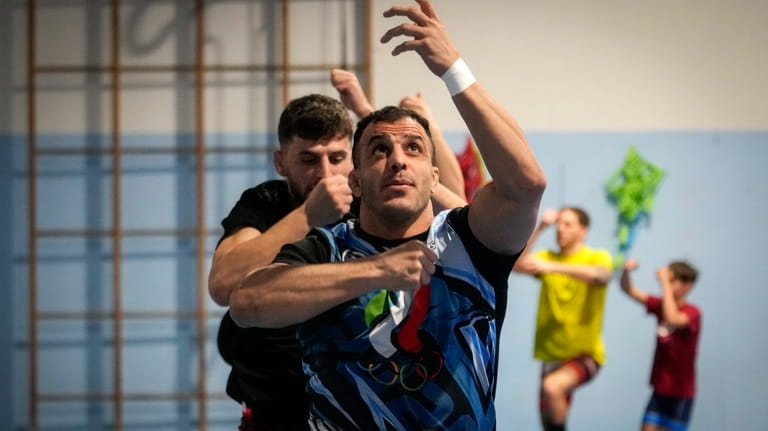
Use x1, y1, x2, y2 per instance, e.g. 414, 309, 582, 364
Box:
361, 350, 444, 391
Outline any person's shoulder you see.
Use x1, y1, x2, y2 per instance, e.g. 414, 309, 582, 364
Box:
584, 245, 611, 257
582, 245, 613, 266
684, 302, 701, 316
444, 206, 468, 233
278, 226, 336, 265
445, 206, 489, 249
237, 180, 289, 204
645, 294, 661, 311
535, 249, 556, 259
445, 205, 467, 220
244, 179, 288, 197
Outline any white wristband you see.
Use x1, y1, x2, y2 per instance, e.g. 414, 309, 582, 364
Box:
440, 58, 476, 96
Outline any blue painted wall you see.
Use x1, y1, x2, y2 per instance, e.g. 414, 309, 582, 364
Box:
4, 131, 768, 429
496, 131, 768, 431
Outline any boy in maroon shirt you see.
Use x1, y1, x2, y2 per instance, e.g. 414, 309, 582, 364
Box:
620, 259, 701, 431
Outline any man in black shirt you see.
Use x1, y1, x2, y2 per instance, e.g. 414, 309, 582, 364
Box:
209, 92, 356, 431
209, 71, 466, 430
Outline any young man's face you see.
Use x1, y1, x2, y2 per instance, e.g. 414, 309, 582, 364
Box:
555, 209, 587, 250
274, 134, 353, 203
350, 117, 438, 224
669, 276, 694, 301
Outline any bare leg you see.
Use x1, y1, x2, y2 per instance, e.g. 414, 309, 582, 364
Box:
641, 422, 659, 431
540, 364, 580, 428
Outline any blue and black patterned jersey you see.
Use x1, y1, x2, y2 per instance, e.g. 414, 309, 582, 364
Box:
275, 207, 521, 431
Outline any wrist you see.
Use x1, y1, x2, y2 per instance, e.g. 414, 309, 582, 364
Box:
295, 203, 316, 230
440, 58, 476, 96
359, 104, 374, 118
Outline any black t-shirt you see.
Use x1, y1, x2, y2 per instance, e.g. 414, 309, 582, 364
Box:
216, 180, 308, 429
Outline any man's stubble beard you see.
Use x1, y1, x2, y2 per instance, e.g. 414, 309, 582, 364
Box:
360, 183, 431, 230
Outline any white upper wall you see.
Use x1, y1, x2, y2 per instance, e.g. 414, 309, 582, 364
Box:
6, 0, 768, 134
371, 0, 768, 131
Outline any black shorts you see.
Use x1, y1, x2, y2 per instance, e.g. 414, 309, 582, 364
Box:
642, 391, 694, 431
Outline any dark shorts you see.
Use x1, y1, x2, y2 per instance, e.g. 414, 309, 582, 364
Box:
642, 392, 694, 431
541, 353, 601, 384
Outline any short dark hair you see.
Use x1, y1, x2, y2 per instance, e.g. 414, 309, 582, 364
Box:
277, 94, 353, 148
669, 261, 699, 283
352, 106, 433, 168
561, 206, 590, 228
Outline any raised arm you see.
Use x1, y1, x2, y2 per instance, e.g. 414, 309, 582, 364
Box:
451, 80, 546, 254
207, 175, 352, 306
331, 68, 374, 119
545, 262, 612, 285
513, 209, 556, 275
657, 266, 691, 328
381, 0, 546, 255
230, 240, 436, 328
517, 253, 612, 285
398, 92, 466, 204
619, 259, 649, 305
512, 209, 611, 285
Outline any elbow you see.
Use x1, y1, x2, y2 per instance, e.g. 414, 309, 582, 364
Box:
529, 172, 548, 200
619, 286, 633, 298
594, 275, 611, 286
511, 256, 538, 276
207, 271, 233, 307
511, 262, 526, 275
228, 288, 261, 328
593, 268, 612, 285
229, 268, 287, 329
514, 171, 547, 205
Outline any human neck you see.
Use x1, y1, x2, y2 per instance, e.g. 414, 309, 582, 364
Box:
358, 205, 434, 240
559, 241, 584, 256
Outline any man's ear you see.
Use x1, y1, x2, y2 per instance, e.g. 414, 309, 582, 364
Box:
273, 150, 286, 177
431, 166, 440, 193
349, 169, 362, 197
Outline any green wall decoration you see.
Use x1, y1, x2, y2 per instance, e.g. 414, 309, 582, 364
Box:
605, 146, 665, 267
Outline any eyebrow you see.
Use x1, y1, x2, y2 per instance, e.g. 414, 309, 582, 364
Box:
367, 133, 425, 144
299, 149, 348, 157
365, 134, 391, 147
403, 134, 426, 141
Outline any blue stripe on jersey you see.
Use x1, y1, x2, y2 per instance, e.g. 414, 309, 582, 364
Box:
296, 210, 500, 430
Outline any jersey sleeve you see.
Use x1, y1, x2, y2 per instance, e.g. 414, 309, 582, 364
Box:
216, 181, 294, 246
591, 249, 614, 271
682, 305, 701, 334
447, 207, 521, 287
222, 187, 276, 235
645, 295, 662, 316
